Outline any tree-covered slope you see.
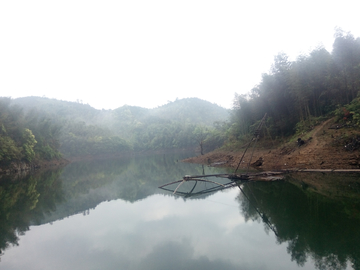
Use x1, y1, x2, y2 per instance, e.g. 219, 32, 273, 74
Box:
110, 98, 229, 151
152, 98, 229, 125
1, 96, 229, 161
111, 98, 228, 128
13, 96, 229, 128
228, 30, 360, 141
0, 97, 62, 165
12, 96, 110, 125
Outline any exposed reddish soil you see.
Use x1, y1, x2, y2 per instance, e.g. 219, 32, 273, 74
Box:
183, 118, 360, 171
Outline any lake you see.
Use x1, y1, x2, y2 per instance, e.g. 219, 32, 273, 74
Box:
0, 152, 359, 270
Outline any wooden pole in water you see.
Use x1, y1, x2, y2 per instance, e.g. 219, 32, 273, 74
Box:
234, 113, 267, 174
246, 113, 267, 174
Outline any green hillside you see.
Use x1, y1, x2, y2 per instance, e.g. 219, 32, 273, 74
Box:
1, 96, 229, 162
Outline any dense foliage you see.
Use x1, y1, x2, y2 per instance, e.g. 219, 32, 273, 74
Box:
1, 97, 228, 163
110, 98, 229, 151
0, 98, 62, 164
59, 120, 133, 157
229, 30, 360, 141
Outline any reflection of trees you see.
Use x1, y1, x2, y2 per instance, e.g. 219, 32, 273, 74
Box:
116, 153, 228, 202
0, 153, 229, 258
40, 152, 230, 224
0, 169, 64, 254
237, 180, 360, 270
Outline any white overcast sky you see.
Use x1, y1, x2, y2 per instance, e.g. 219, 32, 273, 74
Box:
1, 1, 359, 110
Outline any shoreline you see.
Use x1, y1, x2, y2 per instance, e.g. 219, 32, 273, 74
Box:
183, 118, 360, 171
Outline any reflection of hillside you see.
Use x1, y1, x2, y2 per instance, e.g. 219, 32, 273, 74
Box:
40, 152, 230, 224
0, 153, 229, 255
0, 169, 64, 254
38, 157, 132, 224
288, 172, 360, 200
237, 177, 360, 270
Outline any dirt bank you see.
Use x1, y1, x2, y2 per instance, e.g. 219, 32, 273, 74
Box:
183, 118, 360, 171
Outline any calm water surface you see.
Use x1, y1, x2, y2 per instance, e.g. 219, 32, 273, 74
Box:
0, 152, 359, 270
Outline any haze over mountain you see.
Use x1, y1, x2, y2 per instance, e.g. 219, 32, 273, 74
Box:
4, 96, 229, 160
2, 30, 360, 166
12, 96, 228, 126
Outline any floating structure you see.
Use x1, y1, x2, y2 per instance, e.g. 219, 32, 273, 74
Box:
159, 113, 279, 197
158, 171, 285, 198
158, 170, 280, 236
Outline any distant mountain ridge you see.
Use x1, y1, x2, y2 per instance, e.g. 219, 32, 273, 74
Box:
153, 98, 229, 125
112, 97, 229, 127
13, 96, 229, 126
6, 96, 230, 157
12, 96, 105, 124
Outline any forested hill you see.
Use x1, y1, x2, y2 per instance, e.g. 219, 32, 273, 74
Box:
12, 96, 228, 127
1, 96, 229, 164
12, 96, 109, 125
153, 98, 229, 125
228, 30, 360, 142
110, 98, 229, 152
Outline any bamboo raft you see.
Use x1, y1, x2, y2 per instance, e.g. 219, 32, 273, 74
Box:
158, 171, 285, 198
159, 169, 360, 198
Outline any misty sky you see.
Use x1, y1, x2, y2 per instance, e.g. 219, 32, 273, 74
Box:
1, 0, 359, 110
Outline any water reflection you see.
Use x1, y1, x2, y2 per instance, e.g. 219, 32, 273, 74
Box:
0, 153, 359, 270
0, 152, 228, 254
237, 173, 360, 270
0, 169, 64, 253
44, 153, 230, 223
